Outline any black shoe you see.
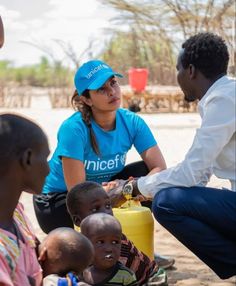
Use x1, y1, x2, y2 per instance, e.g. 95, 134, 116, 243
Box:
154, 254, 175, 270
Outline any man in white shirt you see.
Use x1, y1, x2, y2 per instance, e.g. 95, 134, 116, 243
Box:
108, 33, 236, 279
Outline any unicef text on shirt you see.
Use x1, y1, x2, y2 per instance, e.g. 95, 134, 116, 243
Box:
84, 154, 126, 171
86, 64, 110, 79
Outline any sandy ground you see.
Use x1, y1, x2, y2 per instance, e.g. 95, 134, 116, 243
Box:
1, 95, 235, 285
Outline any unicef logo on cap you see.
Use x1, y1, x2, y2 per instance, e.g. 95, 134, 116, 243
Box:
102, 64, 110, 69
85, 64, 111, 79
74, 59, 123, 95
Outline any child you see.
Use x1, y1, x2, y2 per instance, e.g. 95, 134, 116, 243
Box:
38, 227, 94, 286
80, 213, 137, 286
0, 113, 50, 286
66, 181, 167, 286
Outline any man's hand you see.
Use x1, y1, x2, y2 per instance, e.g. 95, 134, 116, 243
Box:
104, 179, 150, 207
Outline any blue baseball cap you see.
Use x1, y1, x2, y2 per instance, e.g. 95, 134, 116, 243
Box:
74, 60, 123, 95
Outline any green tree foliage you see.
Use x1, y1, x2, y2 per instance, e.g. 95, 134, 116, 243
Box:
101, 30, 176, 84
0, 56, 73, 87
98, 0, 235, 84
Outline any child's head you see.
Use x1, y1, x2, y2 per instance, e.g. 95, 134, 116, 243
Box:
80, 213, 122, 270
66, 181, 113, 226
39, 227, 94, 277
0, 113, 49, 195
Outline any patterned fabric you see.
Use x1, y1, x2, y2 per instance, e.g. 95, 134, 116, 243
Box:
0, 203, 42, 286
0, 231, 20, 281
13, 204, 37, 248
120, 234, 158, 285
84, 262, 137, 286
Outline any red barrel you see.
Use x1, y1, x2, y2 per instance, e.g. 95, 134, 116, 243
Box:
128, 68, 148, 92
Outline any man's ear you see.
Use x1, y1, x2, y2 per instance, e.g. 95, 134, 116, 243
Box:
189, 64, 196, 79
20, 148, 33, 169
38, 246, 47, 263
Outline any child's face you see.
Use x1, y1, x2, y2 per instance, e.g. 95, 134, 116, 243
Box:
24, 135, 50, 195
75, 188, 113, 225
88, 226, 121, 270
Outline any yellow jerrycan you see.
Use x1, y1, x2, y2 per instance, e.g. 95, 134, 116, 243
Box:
113, 200, 154, 259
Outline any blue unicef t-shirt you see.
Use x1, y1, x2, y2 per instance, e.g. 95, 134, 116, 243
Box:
43, 108, 157, 193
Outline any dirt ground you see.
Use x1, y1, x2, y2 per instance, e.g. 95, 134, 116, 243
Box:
1, 98, 235, 286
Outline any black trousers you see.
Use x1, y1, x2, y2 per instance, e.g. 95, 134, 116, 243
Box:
33, 161, 151, 234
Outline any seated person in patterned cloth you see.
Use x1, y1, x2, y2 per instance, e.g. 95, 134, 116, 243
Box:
80, 213, 137, 286
66, 181, 168, 286
0, 113, 50, 286
38, 227, 94, 286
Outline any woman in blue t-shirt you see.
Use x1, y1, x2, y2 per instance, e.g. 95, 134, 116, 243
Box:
33, 60, 166, 234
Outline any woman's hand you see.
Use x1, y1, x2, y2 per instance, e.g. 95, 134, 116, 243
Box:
102, 180, 120, 192
104, 179, 127, 207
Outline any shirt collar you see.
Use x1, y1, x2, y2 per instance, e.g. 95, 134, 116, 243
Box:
198, 75, 228, 113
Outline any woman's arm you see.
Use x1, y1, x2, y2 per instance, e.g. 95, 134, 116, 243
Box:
62, 157, 86, 191
140, 145, 167, 175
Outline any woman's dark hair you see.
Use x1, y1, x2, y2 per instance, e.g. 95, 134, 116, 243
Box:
71, 90, 100, 155
181, 32, 229, 79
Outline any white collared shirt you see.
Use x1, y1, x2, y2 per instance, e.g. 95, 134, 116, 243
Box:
138, 76, 236, 197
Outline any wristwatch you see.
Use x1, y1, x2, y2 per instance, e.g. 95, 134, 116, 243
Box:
122, 180, 134, 201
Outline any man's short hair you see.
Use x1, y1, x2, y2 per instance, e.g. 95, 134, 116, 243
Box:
181, 32, 229, 79
0, 113, 45, 174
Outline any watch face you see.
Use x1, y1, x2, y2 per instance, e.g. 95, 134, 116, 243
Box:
124, 184, 132, 193
123, 182, 133, 200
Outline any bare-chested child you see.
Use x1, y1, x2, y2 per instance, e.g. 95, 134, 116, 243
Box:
38, 227, 94, 286
66, 181, 167, 286
80, 213, 137, 286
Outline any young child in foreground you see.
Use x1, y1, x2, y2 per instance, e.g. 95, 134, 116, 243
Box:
66, 181, 168, 286
38, 227, 94, 286
80, 213, 137, 286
